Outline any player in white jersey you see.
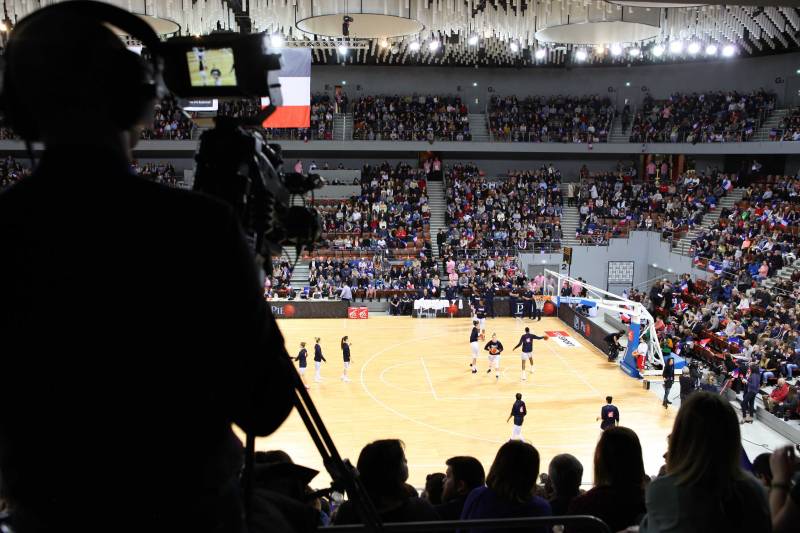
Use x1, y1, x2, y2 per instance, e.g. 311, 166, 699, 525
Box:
483, 333, 504, 380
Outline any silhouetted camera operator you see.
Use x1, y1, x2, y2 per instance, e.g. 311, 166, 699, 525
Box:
0, 3, 294, 532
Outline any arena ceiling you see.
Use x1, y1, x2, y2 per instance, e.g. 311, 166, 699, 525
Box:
9, 1, 800, 67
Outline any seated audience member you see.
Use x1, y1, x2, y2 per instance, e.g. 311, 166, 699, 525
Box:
764, 377, 789, 413
639, 392, 771, 532
774, 386, 798, 421
547, 454, 584, 516
769, 446, 800, 533
435, 456, 486, 520
460, 440, 551, 532
422, 473, 446, 505
568, 427, 647, 532
333, 440, 439, 524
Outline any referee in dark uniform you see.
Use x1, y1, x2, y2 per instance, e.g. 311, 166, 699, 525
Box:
597, 396, 619, 430
509, 285, 521, 318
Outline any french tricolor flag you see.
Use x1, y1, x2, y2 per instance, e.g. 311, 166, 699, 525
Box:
262, 48, 311, 128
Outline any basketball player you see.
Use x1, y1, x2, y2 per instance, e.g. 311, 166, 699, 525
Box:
512, 327, 548, 381
506, 392, 527, 441
484, 333, 504, 379
193, 47, 208, 85
469, 320, 481, 374
294, 342, 310, 389
340, 336, 352, 382
314, 337, 326, 382
472, 299, 488, 333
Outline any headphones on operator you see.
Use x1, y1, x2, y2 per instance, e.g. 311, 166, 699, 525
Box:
0, 0, 166, 141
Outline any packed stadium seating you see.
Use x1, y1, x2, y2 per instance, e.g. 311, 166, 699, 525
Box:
488, 95, 615, 143
218, 94, 336, 140
0, 157, 29, 190
628, 91, 776, 143
352, 95, 471, 141
139, 95, 195, 140
771, 107, 800, 141
444, 163, 564, 253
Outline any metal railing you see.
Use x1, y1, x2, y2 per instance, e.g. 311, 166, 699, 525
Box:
324, 515, 611, 532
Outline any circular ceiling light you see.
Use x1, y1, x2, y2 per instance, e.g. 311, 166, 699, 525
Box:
534, 48, 546, 59
652, 44, 664, 57
409, 41, 420, 52
468, 34, 479, 46
379, 39, 389, 48
722, 44, 736, 57
337, 44, 348, 55
687, 42, 700, 55
270, 34, 285, 48
629, 47, 641, 57
428, 40, 440, 51
510, 42, 519, 53
575, 49, 588, 61
610, 43, 623, 56
705, 44, 718, 56
669, 40, 683, 54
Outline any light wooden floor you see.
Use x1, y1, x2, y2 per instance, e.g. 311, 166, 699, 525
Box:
244, 316, 676, 488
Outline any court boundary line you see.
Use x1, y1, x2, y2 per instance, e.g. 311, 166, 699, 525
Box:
359, 332, 507, 445
420, 356, 439, 400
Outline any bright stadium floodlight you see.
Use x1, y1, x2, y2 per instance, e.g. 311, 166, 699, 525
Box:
468, 34, 479, 46
705, 44, 718, 56
652, 44, 664, 57
535, 48, 546, 59
429, 40, 440, 51
575, 49, 587, 61
409, 41, 421, 52
337, 44, 348, 55
687, 42, 700, 55
610, 43, 622, 56
629, 47, 641, 57
379, 39, 389, 48
669, 40, 683, 54
722, 44, 736, 57
510, 41, 519, 53
270, 34, 284, 48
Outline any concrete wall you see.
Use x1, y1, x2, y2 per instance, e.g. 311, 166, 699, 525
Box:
313, 52, 800, 111
519, 231, 714, 297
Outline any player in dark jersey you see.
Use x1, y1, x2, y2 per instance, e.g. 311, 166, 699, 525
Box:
473, 299, 487, 332
294, 341, 309, 389
597, 396, 619, 430
340, 335, 352, 383
469, 320, 481, 374
484, 333, 504, 380
506, 392, 527, 441
313, 337, 326, 382
512, 327, 548, 381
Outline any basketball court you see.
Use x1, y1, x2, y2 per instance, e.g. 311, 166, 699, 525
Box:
249, 316, 677, 486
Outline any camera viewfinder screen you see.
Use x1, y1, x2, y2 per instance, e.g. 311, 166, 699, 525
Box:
187, 47, 237, 87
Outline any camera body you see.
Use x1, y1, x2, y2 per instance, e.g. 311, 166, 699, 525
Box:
160, 33, 323, 274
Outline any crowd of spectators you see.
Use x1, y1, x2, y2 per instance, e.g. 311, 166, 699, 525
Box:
313, 162, 431, 252
352, 95, 471, 141
231, 391, 796, 533
139, 95, 195, 140
439, 249, 522, 296
131, 161, 182, 187
629, 90, 775, 143
444, 163, 563, 254
218, 94, 337, 141
689, 175, 799, 281
305, 254, 440, 299
571, 166, 737, 245
488, 95, 615, 143
770, 108, 800, 141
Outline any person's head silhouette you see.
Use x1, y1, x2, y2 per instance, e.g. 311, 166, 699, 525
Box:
2, 2, 160, 156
